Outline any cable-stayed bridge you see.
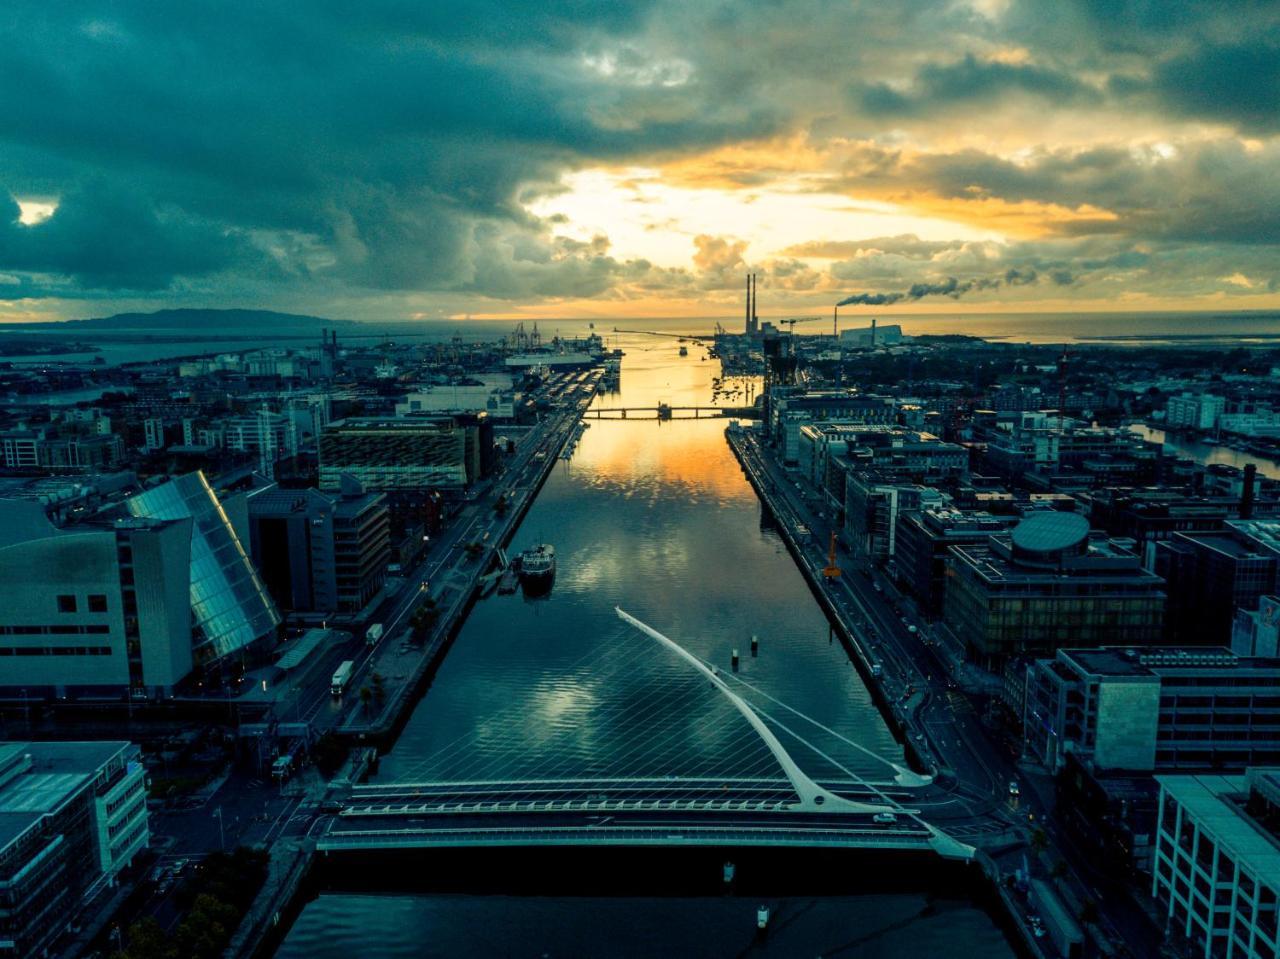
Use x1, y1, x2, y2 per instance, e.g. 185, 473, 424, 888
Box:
319, 609, 999, 862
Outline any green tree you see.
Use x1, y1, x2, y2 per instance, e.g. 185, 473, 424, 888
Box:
359, 685, 372, 713
371, 672, 386, 705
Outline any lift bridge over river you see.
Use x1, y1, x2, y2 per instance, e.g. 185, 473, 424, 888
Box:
319, 610, 999, 862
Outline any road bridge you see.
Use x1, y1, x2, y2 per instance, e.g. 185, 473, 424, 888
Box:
584, 405, 758, 419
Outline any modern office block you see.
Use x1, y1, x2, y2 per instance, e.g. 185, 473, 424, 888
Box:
1152, 769, 1280, 958
318, 417, 470, 490
0, 741, 149, 958
248, 485, 390, 613
1157, 521, 1280, 646
125, 471, 280, 663
943, 511, 1166, 666
1024, 646, 1280, 773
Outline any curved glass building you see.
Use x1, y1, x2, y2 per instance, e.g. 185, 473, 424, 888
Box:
126, 472, 280, 662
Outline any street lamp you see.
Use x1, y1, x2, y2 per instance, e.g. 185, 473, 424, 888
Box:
213, 806, 225, 851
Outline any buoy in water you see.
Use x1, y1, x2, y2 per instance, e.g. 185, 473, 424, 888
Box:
731, 648, 740, 671
750, 635, 759, 657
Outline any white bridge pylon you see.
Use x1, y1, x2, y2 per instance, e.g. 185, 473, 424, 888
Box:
615, 608, 976, 861
616, 607, 898, 816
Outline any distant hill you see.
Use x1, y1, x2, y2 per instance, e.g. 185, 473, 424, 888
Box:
39, 308, 357, 331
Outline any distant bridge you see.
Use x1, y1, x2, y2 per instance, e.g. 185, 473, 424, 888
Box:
584, 406, 758, 420
318, 610, 979, 861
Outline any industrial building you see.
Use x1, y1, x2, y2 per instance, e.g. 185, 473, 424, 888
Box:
943, 511, 1166, 666
0, 741, 149, 958
1023, 646, 1280, 773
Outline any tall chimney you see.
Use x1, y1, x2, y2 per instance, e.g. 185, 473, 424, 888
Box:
745, 274, 752, 335
870, 316, 877, 348
752, 273, 758, 329
1242, 463, 1257, 519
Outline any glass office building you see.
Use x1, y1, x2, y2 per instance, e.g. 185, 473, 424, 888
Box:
126, 472, 279, 661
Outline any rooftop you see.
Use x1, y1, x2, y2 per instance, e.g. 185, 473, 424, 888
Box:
1158, 773, 1280, 882
0, 741, 134, 851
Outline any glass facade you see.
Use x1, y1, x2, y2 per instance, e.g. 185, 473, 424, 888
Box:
126, 472, 279, 661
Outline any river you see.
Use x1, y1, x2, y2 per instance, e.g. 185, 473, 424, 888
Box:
274, 335, 1015, 958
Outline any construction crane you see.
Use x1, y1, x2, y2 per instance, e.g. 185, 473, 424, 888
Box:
823, 531, 842, 579
778, 316, 824, 332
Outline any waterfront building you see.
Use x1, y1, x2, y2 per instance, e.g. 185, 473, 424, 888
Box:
894, 508, 1018, 615
0, 741, 149, 958
125, 471, 281, 664
248, 483, 390, 613
318, 416, 472, 490
843, 472, 945, 561
1156, 521, 1280, 647
1023, 646, 1280, 773
769, 392, 897, 463
0, 501, 193, 697
1152, 769, 1280, 958
943, 511, 1166, 667
395, 377, 518, 420
1166, 392, 1226, 431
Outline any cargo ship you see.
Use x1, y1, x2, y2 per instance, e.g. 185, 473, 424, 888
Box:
518, 543, 556, 592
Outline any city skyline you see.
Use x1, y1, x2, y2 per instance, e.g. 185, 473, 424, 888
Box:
1, 2, 1279, 323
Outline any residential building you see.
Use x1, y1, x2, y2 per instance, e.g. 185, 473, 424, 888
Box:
1024, 646, 1280, 773
943, 510, 1166, 667
1166, 392, 1226, 431
843, 473, 944, 561
1152, 769, 1280, 958
0, 741, 149, 958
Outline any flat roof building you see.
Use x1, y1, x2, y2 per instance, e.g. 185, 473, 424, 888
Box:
1157, 520, 1280, 647
944, 511, 1166, 667
0, 741, 148, 957
1153, 769, 1280, 958
1024, 646, 1280, 773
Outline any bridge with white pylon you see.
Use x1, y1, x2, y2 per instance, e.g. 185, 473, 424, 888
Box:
318, 609, 1006, 862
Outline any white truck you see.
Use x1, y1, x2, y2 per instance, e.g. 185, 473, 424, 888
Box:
365, 623, 384, 646
330, 660, 355, 696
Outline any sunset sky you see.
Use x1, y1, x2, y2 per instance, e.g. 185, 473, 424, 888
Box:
2, 1, 1279, 322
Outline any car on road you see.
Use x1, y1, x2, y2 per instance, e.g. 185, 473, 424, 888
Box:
872, 812, 898, 824
1008, 780, 1020, 798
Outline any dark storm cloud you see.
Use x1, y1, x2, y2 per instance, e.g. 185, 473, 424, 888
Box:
1, 0, 1279, 310
0, 185, 253, 290
0, 1, 783, 301
859, 54, 1101, 117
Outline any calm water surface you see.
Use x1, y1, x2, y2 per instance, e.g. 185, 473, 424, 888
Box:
276, 336, 1015, 957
